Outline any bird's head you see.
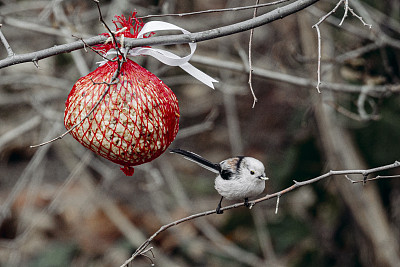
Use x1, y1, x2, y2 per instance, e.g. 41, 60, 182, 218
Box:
243, 157, 269, 181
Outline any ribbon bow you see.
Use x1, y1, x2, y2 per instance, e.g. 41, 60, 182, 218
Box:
99, 21, 218, 89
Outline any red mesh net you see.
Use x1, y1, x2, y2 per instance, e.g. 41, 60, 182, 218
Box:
64, 59, 180, 175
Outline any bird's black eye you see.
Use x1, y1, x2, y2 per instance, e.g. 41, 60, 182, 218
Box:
250, 170, 255, 175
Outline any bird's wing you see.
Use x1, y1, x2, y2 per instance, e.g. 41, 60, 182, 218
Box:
170, 149, 221, 174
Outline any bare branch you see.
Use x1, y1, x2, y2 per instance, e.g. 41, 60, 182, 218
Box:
0, 0, 320, 69
140, 246, 155, 266
312, 23, 322, 92
339, 0, 349, 26
248, 0, 260, 108
275, 194, 280, 214
347, 5, 372, 29
94, 0, 125, 62
311, 0, 372, 93
311, 0, 344, 92
138, 0, 290, 19
121, 161, 400, 266
72, 35, 117, 63
348, 174, 400, 184
0, 25, 14, 57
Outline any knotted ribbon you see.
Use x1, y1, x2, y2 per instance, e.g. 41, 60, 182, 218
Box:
99, 21, 218, 89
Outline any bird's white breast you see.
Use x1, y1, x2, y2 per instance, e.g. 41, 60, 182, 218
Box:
214, 175, 265, 200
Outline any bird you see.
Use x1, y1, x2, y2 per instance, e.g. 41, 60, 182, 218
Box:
170, 148, 268, 214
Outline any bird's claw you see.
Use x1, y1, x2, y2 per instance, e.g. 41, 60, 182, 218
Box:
216, 204, 224, 214
244, 198, 251, 208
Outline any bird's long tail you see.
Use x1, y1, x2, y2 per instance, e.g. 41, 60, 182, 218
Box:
170, 149, 221, 174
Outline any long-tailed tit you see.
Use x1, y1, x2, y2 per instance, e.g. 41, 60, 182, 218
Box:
170, 149, 268, 214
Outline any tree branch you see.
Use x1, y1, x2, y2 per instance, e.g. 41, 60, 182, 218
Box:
0, 25, 14, 57
121, 160, 400, 266
0, 0, 320, 69
138, 0, 290, 19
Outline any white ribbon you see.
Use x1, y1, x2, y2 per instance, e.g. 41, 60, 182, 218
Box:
98, 21, 218, 89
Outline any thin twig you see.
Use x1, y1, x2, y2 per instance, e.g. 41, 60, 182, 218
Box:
248, 0, 259, 108
345, 174, 400, 183
357, 86, 371, 121
72, 35, 117, 63
275, 194, 280, 214
325, 100, 380, 122
311, 0, 372, 93
140, 246, 155, 265
311, 0, 345, 93
339, 0, 349, 26
120, 161, 400, 266
312, 24, 322, 93
138, 0, 290, 19
94, 0, 125, 62
348, 6, 372, 29
0, 25, 14, 57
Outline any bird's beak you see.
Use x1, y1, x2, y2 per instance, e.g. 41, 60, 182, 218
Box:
259, 174, 269, 180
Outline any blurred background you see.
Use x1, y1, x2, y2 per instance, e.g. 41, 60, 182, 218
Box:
0, 0, 399, 266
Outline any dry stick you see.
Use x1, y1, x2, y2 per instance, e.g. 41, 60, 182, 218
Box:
325, 101, 378, 122
311, 0, 344, 93
0, 25, 14, 57
140, 246, 155, 265
325, 86, 379, 122
339, 0, 349, 26
312, 0, 372, 93
138, 0, 290, 19
312, 24, 322, 93
235, 45, 258, 108
362, 1, 399, 33
121, 161, 400, 267
357, 86, 371, 121
248, 0, 259, 108
93, 0, 126, 62
308, 5, 372, 42
346, 174, 400, 184
275, 194, 280, 214
72, 35, 118, 63
347, 3, 372, 29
